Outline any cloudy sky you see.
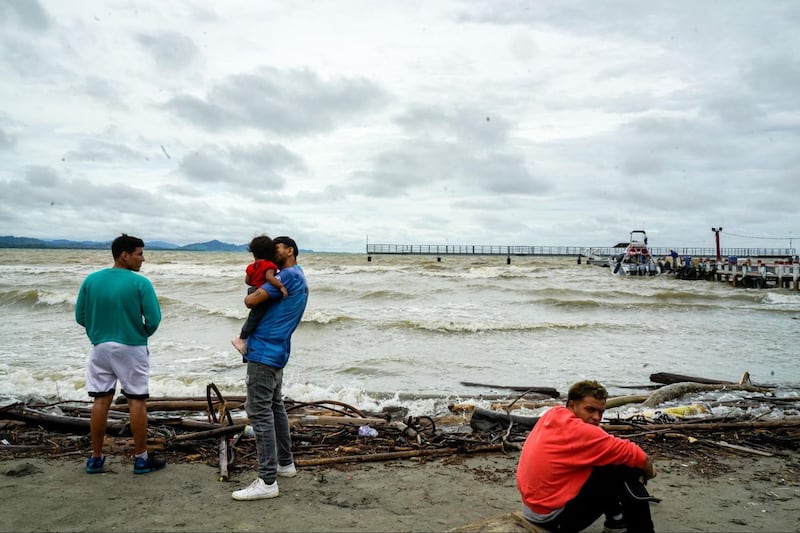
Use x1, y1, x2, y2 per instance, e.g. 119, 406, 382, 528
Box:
1, 1, 798, 253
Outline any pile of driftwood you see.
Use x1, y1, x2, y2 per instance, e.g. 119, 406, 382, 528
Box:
0, 383, 507, 480
1, 373, 798, 480
461, 372, 800, 476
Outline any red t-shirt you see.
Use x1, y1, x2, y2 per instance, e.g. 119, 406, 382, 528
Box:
246, 259, 278, 288
516, 405, 647, 514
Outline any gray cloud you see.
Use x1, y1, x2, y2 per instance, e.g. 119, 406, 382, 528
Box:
350, 139, 549, 198
0, 128, 16, 150
347, 106, 549, 199
0, 0, 49, 32
25, 165, 59, 187
395, 105, 511, 146
164, 67, 389, 135
83, 75, 125, 107
178, 142, 304, 189
135, 30, 199, 71
63, 140, 148, 163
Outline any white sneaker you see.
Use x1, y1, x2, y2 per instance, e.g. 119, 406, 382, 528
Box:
277, 462, 297, 478
231, 478, 279, 500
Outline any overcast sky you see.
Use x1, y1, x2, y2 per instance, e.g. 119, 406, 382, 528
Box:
1, 1, 798, 253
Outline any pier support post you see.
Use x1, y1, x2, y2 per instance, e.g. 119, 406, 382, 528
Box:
506, 256, 511, 265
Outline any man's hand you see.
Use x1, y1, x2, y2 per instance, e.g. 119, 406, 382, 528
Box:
641, 457, 657, 480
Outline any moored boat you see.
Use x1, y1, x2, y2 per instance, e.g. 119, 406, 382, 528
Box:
610, 230, 663, 276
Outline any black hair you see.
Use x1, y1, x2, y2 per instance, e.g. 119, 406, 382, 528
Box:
111, 233, 145, 259
248, 235, 277, 261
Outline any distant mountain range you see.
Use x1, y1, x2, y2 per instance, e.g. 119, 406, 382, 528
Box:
0, 235, 248, 252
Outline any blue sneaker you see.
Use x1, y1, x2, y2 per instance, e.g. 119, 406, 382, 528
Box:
86, 455, 105, 474
133, 453, 166, 474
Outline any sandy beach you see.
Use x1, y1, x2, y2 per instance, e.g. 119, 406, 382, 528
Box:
2, 448, 798, 533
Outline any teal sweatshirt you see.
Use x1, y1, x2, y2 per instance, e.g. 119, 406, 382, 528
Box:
75, 268, 161, 346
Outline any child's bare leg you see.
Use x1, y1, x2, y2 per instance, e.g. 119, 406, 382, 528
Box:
231, 337, 247, 355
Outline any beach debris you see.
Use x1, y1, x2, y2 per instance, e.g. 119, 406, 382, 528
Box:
460, 382, 560, 398
469, 407, 540, 433
357, 425, 378, 438
641, 381, 771, 408
1, 375, 798, 473
649, 371, 765, 388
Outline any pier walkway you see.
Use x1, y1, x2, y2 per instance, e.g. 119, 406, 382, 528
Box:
675, 259, 800, 291
366, 243, 795, 261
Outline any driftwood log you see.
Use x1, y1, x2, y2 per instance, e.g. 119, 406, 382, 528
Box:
649, 371, 771, 388
0, 405, 126, 433
649, 372, 737, 386
0, 403, 388, 439
642, 382, 770, 408
110, 400, 245, 413
460, 382, 560, 398
605, 416, 800, 433
605, 394, 649, 409
295, 443, 507, 467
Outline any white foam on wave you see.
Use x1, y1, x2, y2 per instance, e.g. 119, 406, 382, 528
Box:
0, 362, 88, 403
764, 290, 800, 310
37, 290, 77, 307
145, 261, 241, 280
280, 380, 513, 418
301, 309, 349, 325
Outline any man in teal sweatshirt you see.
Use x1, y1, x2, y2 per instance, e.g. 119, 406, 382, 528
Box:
76, 233, 163, 475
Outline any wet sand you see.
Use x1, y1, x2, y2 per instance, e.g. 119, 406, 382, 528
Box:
1, 450, 799, 532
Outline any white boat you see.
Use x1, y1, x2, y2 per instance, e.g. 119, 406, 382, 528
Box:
610, 230, 663, 276
580, 248, 611, 267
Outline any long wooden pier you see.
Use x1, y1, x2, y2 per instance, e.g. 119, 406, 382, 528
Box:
366, 243, 796, 260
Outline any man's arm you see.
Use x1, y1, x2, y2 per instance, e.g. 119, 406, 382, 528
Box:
641, 456, 656, 479
75, 284, 86, 327
244, 287, 272, 308
141, 281, 162, 336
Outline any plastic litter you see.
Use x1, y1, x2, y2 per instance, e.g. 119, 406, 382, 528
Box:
358, 425, 378, 437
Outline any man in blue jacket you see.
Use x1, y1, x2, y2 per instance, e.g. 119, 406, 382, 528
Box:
232, 235, 309, 500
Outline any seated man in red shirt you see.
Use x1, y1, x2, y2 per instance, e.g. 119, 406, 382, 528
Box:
516, 380, 656, 533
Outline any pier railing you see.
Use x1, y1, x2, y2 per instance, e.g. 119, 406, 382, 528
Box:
366, 243, 796, 259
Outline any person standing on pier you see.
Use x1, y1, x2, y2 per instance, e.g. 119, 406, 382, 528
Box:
670, 249, 679, 270
232, 236, 309, 501
76, 233, 164, 475
517, 380, 656, 532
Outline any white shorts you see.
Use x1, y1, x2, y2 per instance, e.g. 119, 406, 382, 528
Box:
86, 342, 150, 399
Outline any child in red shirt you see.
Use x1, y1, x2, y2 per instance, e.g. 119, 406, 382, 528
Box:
231, 235, 288, 357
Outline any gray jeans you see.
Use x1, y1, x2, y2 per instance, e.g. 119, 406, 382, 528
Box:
245, 361, 293, 484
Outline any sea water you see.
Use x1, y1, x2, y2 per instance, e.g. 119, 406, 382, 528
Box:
1, 248, 799, 416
